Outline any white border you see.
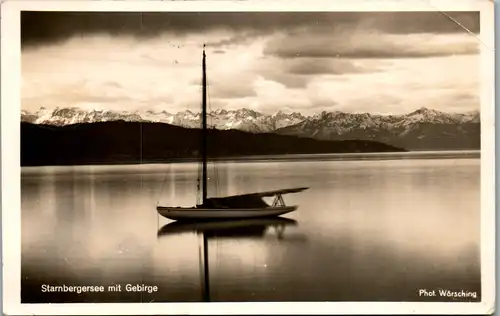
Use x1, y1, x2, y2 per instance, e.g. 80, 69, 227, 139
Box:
1, 0, 495, 315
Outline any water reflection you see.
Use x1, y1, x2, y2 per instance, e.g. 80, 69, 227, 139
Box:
21, 157, 481, 303
157, 217, 305, 302
157, 217, 301, 240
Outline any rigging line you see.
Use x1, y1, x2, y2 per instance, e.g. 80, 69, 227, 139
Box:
197, 75, 204, 205
207, 83, 215, 195
205, 70, 213, 193
206, 80, 219, 195
207, 79, 220, 196
198, 155, 202, 205
157, 176, 166, 204
157, 166, 170, 204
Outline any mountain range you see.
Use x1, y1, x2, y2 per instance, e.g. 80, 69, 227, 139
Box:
21, 107, 307, 132
21, 106, 480, 150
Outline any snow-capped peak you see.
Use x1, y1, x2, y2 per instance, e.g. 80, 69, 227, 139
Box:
21, 106, 479, 134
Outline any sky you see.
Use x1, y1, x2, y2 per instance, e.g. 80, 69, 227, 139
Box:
21, 11, 481, 116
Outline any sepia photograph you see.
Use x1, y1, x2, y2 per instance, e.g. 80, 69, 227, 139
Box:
2, 0, 495, 315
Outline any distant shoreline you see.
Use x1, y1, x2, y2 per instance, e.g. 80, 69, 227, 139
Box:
21, 150, 480, 169
209, 150, 481, 163
21, 121, 406, 167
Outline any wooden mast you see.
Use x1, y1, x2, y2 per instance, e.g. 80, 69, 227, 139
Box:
201, 45, 210, 302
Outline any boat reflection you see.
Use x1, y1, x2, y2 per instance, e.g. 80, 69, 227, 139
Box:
157, 217, 306, 302
157, 217, 302, 241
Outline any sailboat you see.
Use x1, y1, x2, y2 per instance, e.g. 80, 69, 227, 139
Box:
156, 45, 308, 221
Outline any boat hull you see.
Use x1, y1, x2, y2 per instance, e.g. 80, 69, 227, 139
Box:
156, 206, 297, 221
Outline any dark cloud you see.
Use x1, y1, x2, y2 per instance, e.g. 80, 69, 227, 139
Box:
264, 32, 479, 59
449, 91, 480, 103
286, 58, 381, 75
361, 11, 480, 35
22, 11, 479, 48
257, 56, 385, 95
205, 31, 264, 48
212, 49, 226, 54
436, 91, 480, 113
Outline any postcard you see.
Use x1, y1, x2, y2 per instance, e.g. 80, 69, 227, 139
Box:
1, 0, 495, 314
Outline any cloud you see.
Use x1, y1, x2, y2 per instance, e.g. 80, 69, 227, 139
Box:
285, 58, 383, 75
205, 31, 265, 48
209, 82, 257, 99
248, 56, 384, 90
21, 11, 480, 116
303, 54, 479, 115
260, 72, 310, 89
22, 35, 203, 112
446, 92, 480, 112
227, 77, 313, 113
264, 30, 480, 59
358, 11, 480, 35
21, 11, 479, 48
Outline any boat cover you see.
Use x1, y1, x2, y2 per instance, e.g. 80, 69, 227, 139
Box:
198, 187, 308, 209
203, 195, 269, 208
225, 187, 309, 198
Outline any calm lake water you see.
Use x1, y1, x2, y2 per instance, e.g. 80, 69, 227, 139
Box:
21, 153, 481, 302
